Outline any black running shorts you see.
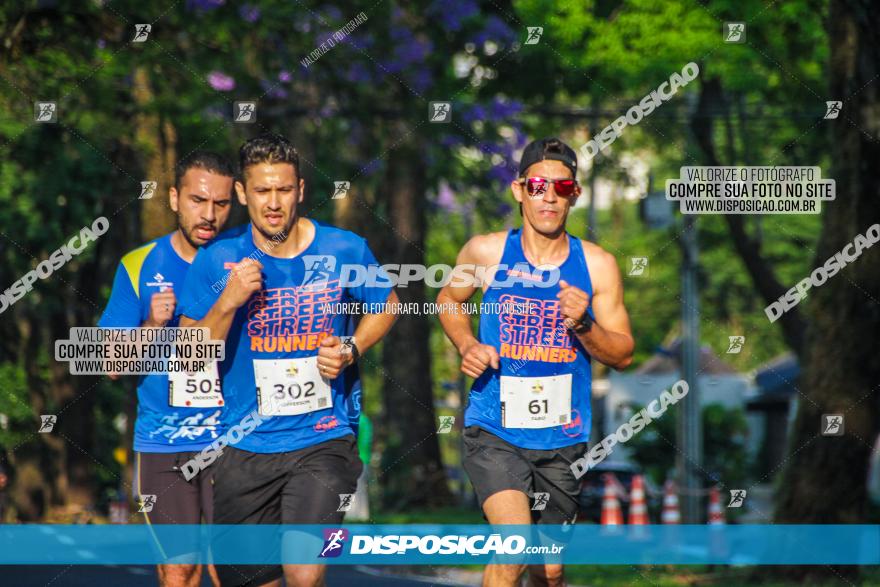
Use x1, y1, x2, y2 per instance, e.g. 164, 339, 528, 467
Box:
462, 425, 586, 524
134, 451, 214, 561
212, 435, 362, 587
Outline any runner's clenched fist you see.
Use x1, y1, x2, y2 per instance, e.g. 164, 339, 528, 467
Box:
317, 335, 354, 379
220, 258, 264, 310
557, 279, 590, 329
459, 340, 500, 379
146, 289, 176, 327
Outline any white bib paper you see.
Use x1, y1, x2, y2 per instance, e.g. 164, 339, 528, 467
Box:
500, 374, 572, 429
168, 361, 223, 408
254, 356, 332, 416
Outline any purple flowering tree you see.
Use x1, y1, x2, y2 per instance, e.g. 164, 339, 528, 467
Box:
0, 0, 544, 514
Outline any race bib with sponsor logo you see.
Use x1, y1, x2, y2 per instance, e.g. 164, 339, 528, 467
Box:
168, 361, 223, 408
500, 374, 572, 429
254, 356, 332, 416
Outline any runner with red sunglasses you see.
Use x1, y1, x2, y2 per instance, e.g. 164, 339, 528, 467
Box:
437, 137, 635, 587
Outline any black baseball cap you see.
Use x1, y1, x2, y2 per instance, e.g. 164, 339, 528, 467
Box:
518, 137, 578, 178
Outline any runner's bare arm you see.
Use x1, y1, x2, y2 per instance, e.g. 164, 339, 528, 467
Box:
564, 244, 634, 370
179, 303, 235, 345
436, 234, 503, 378
353, 289, 400, 354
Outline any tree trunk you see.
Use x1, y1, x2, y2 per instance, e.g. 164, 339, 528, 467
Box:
132, 66, 176, 241
377, 120, 452, 509
690, 76, 807, 356
771, 0, 880, 580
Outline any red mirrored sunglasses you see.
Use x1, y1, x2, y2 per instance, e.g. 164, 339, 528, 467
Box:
519, 177, 579, 198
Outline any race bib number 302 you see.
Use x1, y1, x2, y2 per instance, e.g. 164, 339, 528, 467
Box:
500, 374, 572, 429
254, 356, 332, 416
168, 361, 223, 408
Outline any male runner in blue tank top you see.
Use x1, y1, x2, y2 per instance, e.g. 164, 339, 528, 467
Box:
178, 133, 398, 587
99, 150, 235, 587
437, 137, 634, 587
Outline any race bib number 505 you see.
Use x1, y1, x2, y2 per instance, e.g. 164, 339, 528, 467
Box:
254, 356, 332, 416
168, 361, 223, 407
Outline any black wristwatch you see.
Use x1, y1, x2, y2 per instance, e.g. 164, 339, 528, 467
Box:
571, 309, 593, 334
341, 336, 360, 362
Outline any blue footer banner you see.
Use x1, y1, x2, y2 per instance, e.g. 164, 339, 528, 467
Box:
0, 525, 877, 565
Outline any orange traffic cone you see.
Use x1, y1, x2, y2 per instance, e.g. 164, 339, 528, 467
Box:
707, 485, 726, 525
628, 474, 649, 525
600, 474, 623, 526
661, 479, 681, 524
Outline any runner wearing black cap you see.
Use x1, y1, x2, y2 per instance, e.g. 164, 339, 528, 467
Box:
437, 137, 634, 586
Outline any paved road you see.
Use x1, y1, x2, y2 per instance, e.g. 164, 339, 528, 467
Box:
0, 565, 470, 586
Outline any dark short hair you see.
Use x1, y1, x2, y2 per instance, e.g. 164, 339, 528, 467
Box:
239, 133, 300, 182
174, 150, 235, 190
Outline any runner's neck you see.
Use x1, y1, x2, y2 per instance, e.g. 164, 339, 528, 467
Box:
170, 229, 198, 263
253, 216, 315, 259
520, 223, 569, 267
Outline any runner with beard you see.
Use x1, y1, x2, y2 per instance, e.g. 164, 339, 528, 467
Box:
98, 151, 236, 587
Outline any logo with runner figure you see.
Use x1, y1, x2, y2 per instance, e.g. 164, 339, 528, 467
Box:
39, 415, 57, 433
301, 255, 337, 286
728, 489, 747, 508
531, 492, 550, 511
337, 494, 355, 512
132, 24, 151, 42
138, 494, 157, 513
318, 528, 349, 558
148, 410, 221, 444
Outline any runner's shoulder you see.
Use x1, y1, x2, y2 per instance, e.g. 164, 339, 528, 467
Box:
205, 223, 250, 249
461, 231, 507, 265
310, 219, 373, 256
197, 224, 250, 258
579, 239, 621, 282
311, 219, 363, 240
118, 234, 168, 268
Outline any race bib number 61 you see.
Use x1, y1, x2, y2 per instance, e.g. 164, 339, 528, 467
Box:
500, 374, 572, 429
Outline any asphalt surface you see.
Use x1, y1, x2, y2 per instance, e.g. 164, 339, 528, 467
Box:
0, 565, 470, 586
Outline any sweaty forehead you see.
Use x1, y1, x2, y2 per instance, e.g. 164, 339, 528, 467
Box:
244, 163, 298, 185
523, 159, 573, 179
180, 168, 233, 196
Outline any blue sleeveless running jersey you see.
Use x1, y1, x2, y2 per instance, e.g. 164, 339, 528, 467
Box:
465, 229, 593, 450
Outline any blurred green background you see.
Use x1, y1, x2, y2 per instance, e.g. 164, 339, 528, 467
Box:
1, 0, 879, 583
